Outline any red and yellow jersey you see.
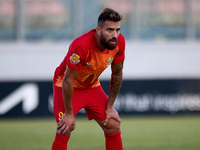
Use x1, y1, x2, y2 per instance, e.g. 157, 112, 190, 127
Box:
54, 29, 125, 89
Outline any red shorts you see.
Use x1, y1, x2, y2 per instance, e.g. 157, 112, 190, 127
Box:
53, 80, 108, 123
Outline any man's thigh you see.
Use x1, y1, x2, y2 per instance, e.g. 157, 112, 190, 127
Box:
53, 85, 108, 122
83, 86, 108, 120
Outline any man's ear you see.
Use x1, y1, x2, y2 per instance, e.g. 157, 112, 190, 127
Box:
96, 26, 101, 36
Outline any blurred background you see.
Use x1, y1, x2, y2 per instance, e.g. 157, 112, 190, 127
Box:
1, 1, 200, 150
0, 0, 200, 117
0, 0, 200, 41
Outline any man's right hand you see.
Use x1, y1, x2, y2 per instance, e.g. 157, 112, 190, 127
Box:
57, 112, 76, 135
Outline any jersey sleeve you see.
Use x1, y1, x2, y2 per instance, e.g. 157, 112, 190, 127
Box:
66, 41, 88, 70
113, 33, 125, 64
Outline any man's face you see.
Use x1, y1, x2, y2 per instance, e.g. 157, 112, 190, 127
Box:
100, 20, 121, 50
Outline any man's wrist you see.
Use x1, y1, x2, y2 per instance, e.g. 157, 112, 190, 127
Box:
64, 110, 73, 115
107, 103, 114, 109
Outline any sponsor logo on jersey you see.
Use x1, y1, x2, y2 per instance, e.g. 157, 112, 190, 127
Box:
70, 53, 80, 65
81, 73, 100, 84
107, 57, 114, 66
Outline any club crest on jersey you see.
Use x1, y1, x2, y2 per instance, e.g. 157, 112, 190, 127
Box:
107, 57, 114, 66
70, 53, 80, 65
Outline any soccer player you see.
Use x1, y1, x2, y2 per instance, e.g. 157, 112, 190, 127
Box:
52, 8, 125, 150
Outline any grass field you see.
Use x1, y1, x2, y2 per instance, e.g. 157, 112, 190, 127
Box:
0, 115, 200, 150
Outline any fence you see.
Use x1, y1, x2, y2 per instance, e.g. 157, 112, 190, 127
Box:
0, 0, 200, 41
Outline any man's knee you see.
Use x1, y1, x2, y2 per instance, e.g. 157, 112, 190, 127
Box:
56, 128, 71, 137
104, 119, 121, 134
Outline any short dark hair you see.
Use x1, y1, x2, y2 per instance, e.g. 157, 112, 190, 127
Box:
98, 8, 123, 27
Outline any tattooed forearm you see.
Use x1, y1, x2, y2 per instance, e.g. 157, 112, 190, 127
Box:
108, 61, 124, 106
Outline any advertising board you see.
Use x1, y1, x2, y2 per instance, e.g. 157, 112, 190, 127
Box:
1, 79, 200, 118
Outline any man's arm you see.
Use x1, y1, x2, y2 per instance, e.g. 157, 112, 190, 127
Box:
104, 61, 124, 125
57, 67, 79, 135
62, 67, 79, 114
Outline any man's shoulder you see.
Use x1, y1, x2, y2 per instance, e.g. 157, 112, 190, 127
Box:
68, 29, 95, 57
72, 29, 95, 46
118, 33, 125, 42
117, 33, 125, 48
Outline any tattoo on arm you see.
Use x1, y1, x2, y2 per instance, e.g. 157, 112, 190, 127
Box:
108, 62, 124, 105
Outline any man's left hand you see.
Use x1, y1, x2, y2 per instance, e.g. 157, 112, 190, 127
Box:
104, 106, 121, 126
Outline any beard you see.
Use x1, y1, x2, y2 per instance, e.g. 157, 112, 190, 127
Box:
100, 32, 118, 50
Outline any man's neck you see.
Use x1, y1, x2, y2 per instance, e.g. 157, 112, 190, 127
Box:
95, 32, 105, 51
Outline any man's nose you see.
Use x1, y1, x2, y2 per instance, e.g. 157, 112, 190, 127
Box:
112, 31, 117, 38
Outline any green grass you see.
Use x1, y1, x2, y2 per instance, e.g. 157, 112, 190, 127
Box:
0, 115, 200, 150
